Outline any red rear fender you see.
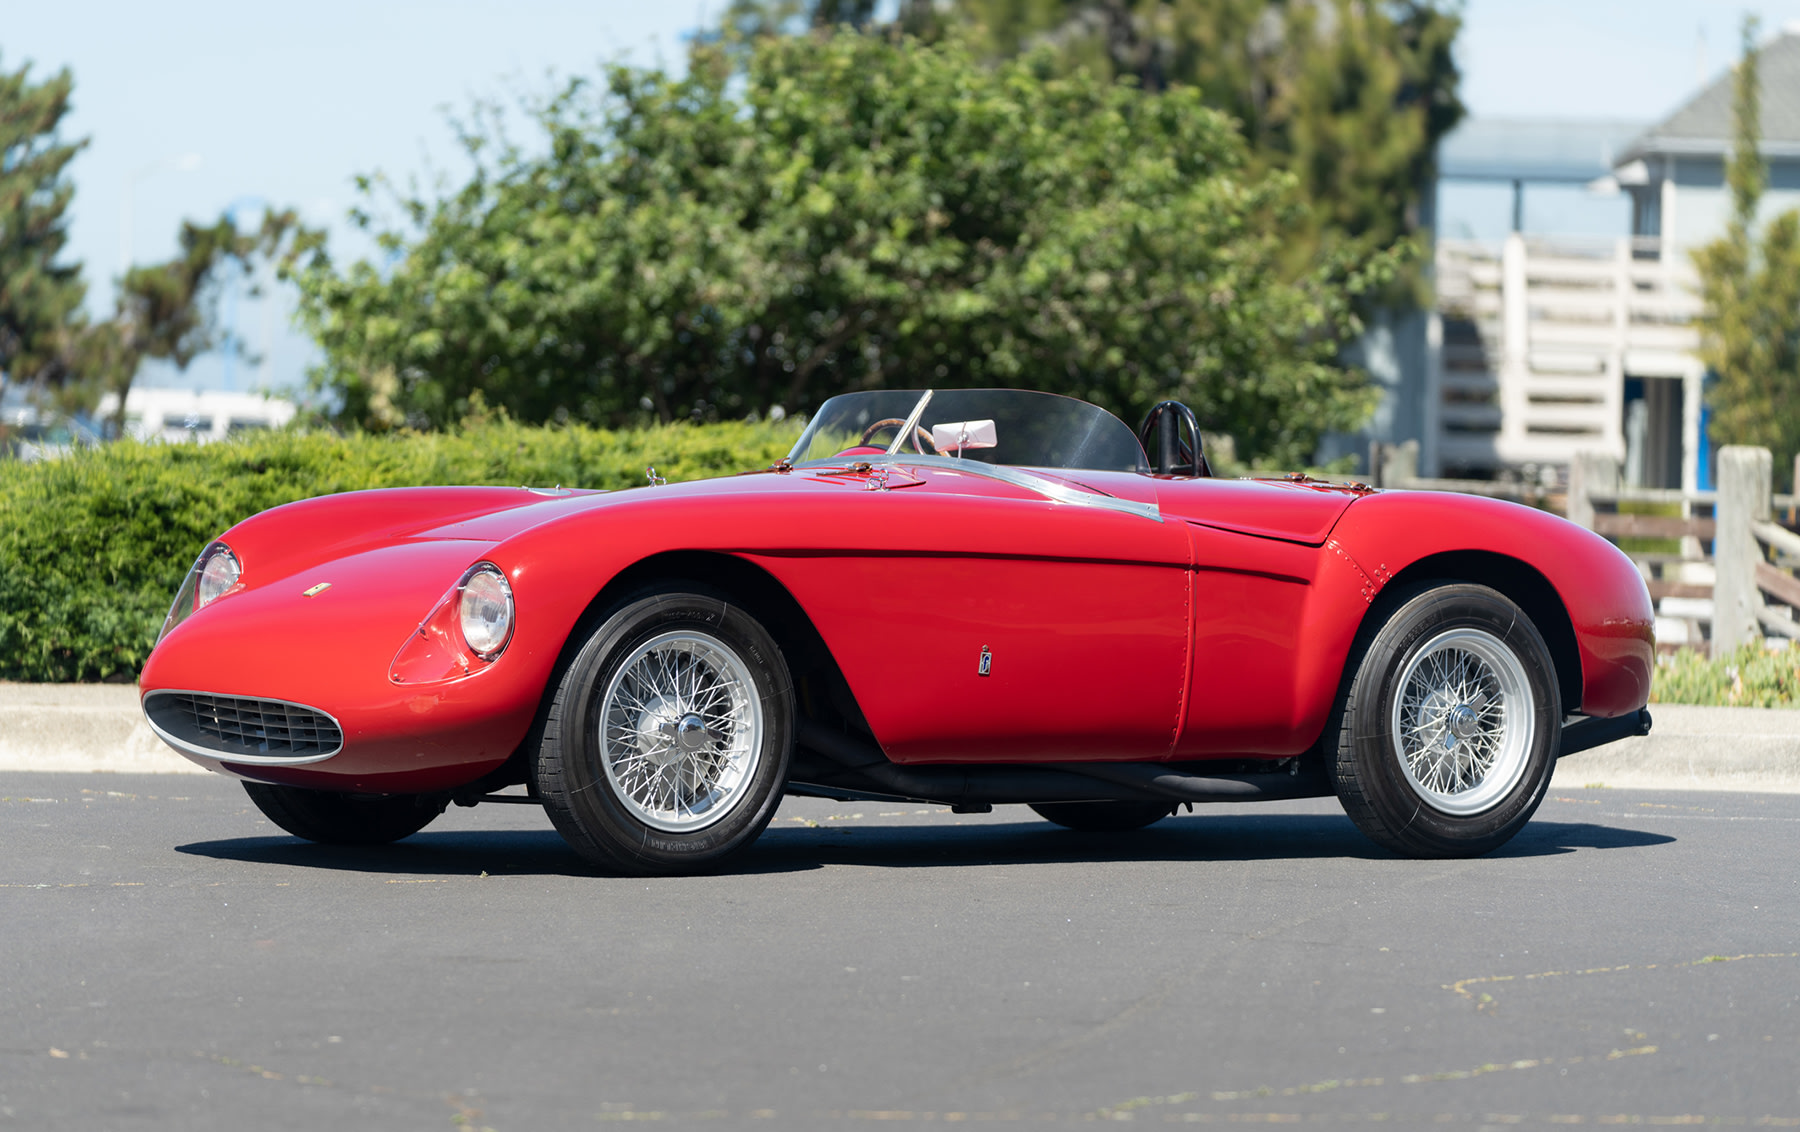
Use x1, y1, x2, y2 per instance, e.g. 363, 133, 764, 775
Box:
1326, 492, 1655, 717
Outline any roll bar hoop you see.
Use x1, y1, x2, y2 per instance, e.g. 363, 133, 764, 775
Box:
1137, 401, 1211, 478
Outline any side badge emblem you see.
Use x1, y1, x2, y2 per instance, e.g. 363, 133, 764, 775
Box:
977, 645, 992, 677
302, 582, 332, 598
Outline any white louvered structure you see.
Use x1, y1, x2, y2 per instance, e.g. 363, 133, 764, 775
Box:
1431, 235, 1705, 489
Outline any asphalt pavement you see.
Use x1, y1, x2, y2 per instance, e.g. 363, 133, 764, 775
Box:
2, 774, 1796, 1129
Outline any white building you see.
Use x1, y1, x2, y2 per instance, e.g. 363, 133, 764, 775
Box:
96, 387, 296, 443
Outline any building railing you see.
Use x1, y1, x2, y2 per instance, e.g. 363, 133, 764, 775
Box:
1433, 235, 1704, 479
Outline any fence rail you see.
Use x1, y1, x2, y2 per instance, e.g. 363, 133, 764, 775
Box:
1589, 513, 1715, 541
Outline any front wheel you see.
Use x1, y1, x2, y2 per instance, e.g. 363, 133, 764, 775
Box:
242, 782, 446, 845
536, 589, 794, 875
1328, 583, 1561, 858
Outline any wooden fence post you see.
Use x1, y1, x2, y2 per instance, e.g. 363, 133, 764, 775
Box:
1380, 440, 1418, 488
1791, 453, 1800, 526
1567, 450, 1618, 530
1713, 445, 1773, 656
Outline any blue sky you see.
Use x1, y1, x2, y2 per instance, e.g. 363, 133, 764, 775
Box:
5, 0, 1800, 394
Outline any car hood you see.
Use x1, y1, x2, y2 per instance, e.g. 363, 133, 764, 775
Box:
213, 486, 608, 585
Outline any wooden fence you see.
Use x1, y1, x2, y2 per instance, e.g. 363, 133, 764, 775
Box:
1373, 440, 1800, 656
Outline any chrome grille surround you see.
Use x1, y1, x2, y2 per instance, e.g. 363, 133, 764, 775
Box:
142, 691, 344, 765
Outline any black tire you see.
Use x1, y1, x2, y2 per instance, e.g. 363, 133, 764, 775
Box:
1328, 582, 1562, 858
1029, 800, 1173, 832
242, 782, 446, 845
536, 588, 794, 875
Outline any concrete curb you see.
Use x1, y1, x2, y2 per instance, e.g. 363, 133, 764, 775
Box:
1553, 705, 1800, 793
0, 683, 206, 775
2, 684, 1797, 791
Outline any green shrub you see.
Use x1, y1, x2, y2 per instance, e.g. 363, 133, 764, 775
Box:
1652, 643, 1800, 708
0, 419, 798, 682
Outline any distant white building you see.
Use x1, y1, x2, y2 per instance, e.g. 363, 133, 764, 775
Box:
97, 387, 296, 443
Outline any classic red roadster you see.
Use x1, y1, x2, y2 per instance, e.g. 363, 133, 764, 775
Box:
140, 389, 1654, 872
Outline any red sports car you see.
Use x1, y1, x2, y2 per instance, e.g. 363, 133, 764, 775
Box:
140, 389, 1654, 872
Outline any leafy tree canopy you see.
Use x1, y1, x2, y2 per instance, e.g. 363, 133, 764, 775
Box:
295, 32, 1394, 467
722, 0, 1463, 294
1694, 16, 1800, 491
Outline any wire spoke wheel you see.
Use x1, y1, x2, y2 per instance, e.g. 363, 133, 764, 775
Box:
1329, 582, 1560, 858
1390, 628, 1534, 816
599, 631, 763, 833
537, 588, 793, 875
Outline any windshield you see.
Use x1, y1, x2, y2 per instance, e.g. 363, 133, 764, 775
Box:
786, 389, 1148, 473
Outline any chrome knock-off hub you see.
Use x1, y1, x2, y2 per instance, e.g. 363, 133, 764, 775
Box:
1445, 702, 1482, 745
672, 713, 717, 752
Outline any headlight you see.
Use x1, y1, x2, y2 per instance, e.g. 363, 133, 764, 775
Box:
458, 564, 514, 660
389, 561, 515, 684
197, 548, 241, 607
158, 542, 242, 644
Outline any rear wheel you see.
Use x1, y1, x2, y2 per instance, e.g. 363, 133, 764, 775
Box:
243, 782, 446, 845
1328, 582, 1561, 858
536, 588, 793, 875
1029, 800, 1173, 832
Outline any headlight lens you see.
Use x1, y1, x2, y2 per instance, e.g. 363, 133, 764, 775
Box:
457, 564, 514, 660
197, 548, 241, 607
158, 541, 242, 644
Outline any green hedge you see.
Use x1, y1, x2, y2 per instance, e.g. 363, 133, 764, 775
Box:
0, 419, 799, 682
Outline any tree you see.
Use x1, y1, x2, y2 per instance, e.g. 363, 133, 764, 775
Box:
721, 0, 1463, 296
92, 211, 322, 430
294, 32, 1394, 466
0, 54, 86, 397
0, 50, 317, 430
1693, 16, 1800, 491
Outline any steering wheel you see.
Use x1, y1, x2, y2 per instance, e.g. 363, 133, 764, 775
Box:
859, 418, 937, 455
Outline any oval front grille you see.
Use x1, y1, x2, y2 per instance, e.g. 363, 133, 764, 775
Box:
144, 692, 343, 762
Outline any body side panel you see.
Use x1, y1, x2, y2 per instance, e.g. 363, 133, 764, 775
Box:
1173, 522, 1371, 757
498, 481, 1196, 765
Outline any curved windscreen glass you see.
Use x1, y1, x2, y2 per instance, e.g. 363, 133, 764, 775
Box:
786, 389, 1148, 473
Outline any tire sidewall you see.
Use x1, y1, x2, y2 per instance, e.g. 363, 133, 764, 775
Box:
553, 589, 793, 872
1348, 584, 1561, 856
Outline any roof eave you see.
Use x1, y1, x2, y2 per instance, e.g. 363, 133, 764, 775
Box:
1617, 136, 1800, 168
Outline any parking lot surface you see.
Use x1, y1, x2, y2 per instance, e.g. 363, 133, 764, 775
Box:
3, 773, 1797, 1128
